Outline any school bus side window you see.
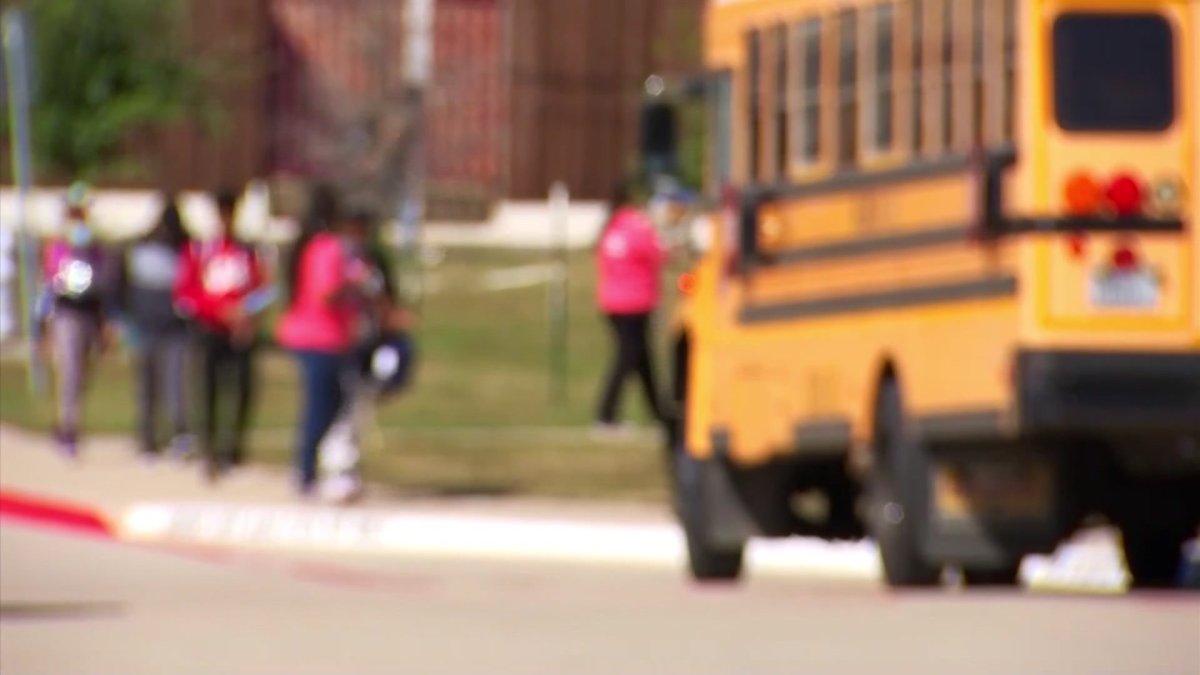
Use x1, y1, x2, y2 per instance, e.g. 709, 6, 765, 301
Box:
709, 71, 733, 192
871, 3, 896, 152
793, 17, 823, 165
746, 29, 764, 181
939, 0, 954, 151
774, 24, 790, 178
911, 0, 924, 154
837, 9, 858, 169
1001, 0, 1016, 140
970, 0, 985, 142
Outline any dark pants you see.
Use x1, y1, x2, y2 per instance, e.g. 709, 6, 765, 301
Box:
135, 330, 190, 454
49, 307, 100, 439
293, 349, 346, 491
597, 312, 664, 424
195, 327, 256, 467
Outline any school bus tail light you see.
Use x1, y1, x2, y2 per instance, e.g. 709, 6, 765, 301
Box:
1066, 234, 1087, 259
1111, 239, 1141, 271
1064, 171, 1103, 216
1105, 173, 1144, 217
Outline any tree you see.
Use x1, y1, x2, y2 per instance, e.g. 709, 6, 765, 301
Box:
20, 0, 214, 181
275, 0, 418, 220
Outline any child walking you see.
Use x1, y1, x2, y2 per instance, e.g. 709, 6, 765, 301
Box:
317, 208, 414, 503
119, 195, 194, 461
174, 187, 272, 480
35, 185, 119, 457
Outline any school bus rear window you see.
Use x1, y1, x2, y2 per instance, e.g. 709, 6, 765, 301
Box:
1052, 13, 1175, 132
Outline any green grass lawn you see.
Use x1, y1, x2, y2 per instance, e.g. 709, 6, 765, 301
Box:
0, 247, 685, 503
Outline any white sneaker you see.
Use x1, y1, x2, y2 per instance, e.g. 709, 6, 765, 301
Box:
320, 474, 364, 505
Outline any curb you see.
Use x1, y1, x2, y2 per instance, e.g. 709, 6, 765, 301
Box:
0, 487, 879, 580
116, 501, 883, 580
0, 489, 115, 539
5, 486, 1180, 593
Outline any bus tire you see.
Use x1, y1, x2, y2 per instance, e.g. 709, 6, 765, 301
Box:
675, 451, 745, 581
870, 379, 942, 588
962, 566, 1022, 587
1120, 530, 1186, 589
1114, 478, 1199, 590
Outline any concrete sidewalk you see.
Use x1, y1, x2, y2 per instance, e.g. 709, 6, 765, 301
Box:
0, 424, 671, 525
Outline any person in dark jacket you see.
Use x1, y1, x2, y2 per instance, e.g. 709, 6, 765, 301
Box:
119, 195, 194, 461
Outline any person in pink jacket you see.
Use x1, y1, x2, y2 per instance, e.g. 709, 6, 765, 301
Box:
595, 179, 668, 431
276, 186, 359, 497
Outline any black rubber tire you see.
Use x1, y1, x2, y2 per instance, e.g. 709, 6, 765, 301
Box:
870, 380, 942, 588
1120, 528, 1190, 590
1112, 477, 1200, 590
962, 566, 1022, 587
675, 451, 745, 582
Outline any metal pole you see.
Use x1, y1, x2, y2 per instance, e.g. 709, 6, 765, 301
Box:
548, 181, 569, 403
3, 9, 45, 395
402, 0, 433, 315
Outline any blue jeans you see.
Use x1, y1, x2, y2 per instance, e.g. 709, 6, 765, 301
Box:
292, 349, 346, 490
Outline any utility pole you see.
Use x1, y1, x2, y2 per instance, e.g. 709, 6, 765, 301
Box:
2, 8, 45, 395
401, 0, 433, 312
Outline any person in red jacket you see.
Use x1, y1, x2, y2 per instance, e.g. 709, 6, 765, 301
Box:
174, 187, 272, 480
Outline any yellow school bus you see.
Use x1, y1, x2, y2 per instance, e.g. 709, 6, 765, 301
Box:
663, 0, 1200, 588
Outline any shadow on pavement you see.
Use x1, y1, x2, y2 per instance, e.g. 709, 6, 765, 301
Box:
0, 601, 125, 622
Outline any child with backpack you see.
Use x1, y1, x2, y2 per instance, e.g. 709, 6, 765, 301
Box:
316, 207, 415, 503
35, 183, 120, 457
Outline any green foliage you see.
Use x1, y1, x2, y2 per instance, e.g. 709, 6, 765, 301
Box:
22, 0, 213, 180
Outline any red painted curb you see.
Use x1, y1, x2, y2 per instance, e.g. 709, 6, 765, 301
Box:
0, 488, 113, 538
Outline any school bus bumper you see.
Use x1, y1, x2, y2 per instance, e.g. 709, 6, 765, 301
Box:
1013, 349, 1200, 436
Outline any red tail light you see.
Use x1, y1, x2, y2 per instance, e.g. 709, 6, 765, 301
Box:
1106, 174, 1144, 216
1066, 234, 1087, 259
1064, 172, 1103, 216
1111, 242, 1139, 271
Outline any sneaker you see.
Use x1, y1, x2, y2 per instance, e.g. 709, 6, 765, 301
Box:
202, 457, 232, 484
168, 434, 196, 461
320, 474, 364, 505
54, 427, 79, 460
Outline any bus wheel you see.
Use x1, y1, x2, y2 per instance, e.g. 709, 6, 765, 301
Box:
962, 566, 1022, 587
1120, 531, 1186, 589
675, 451, 745, 581
1114, 478, 1199, 589
870, 380, 942, 588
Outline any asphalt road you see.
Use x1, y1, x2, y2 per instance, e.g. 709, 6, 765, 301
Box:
2, 523, 1197, 675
